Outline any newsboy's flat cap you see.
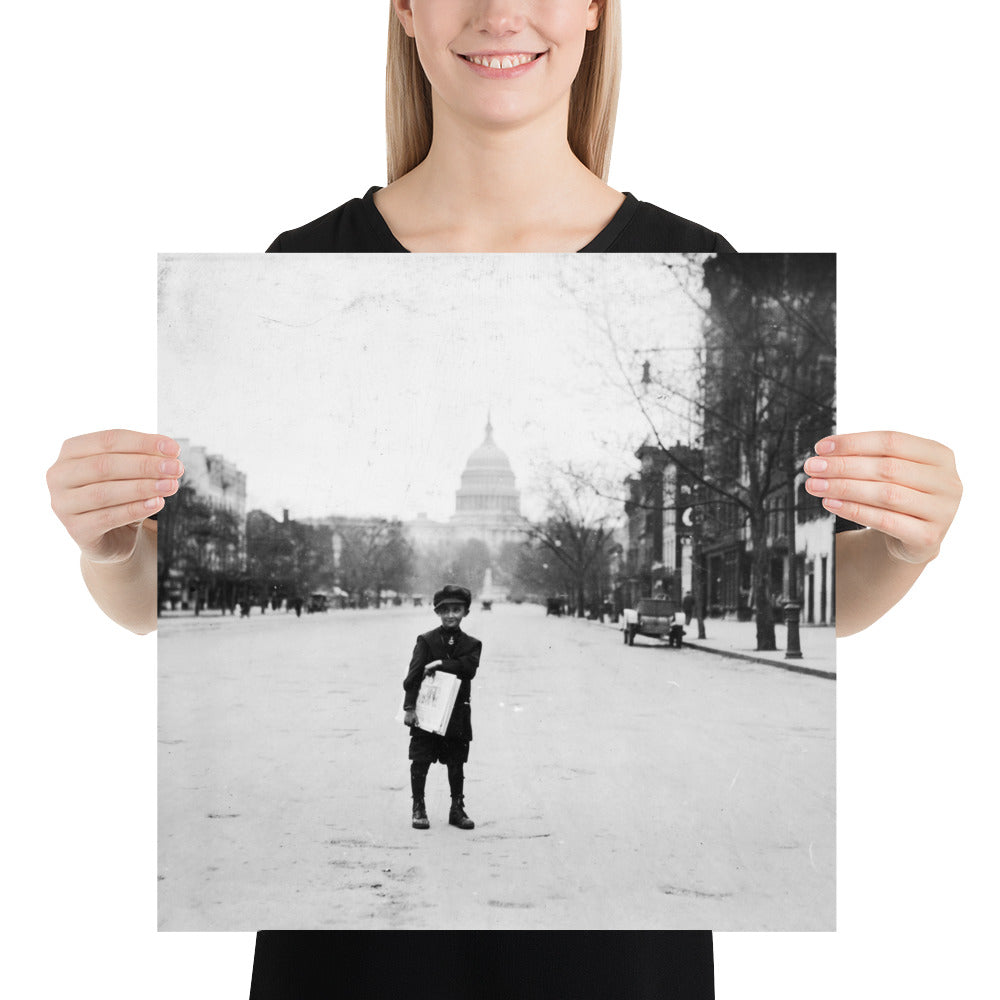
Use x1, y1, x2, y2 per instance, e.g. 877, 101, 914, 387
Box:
433, 585, 472, 611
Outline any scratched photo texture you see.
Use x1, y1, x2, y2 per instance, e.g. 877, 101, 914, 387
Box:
157, 252, 836, 931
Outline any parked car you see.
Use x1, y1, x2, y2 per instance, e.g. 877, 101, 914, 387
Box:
622, 598, 686, 647
307, 593, 329, 613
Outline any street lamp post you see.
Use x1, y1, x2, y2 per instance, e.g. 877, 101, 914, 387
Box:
784, 602, 803, 659
784, 422, 807, 659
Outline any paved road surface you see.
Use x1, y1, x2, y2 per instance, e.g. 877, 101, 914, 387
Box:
158, 604, 834, 930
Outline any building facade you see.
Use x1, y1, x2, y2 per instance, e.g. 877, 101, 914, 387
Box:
175, 438, 247, 519
622, 442, 700, 610
696, 254, 837, 624
158, 440, 248, 611
621, 437, 833, 625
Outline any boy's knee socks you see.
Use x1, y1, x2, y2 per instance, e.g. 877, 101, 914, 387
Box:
410, 760, 430, 800
410, 760, 464, 799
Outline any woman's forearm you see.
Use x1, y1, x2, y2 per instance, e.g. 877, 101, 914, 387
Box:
835, 528, 931, 638
80, 520, 158, 635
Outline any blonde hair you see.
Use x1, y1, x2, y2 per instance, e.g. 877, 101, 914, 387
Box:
386, 1, 622, 183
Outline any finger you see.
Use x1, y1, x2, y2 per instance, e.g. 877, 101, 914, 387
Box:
821, 499, 942, 553
58, 429, 181, 463
55, 452, 184, 490
804, 475, 943, 520
66, 497, 165, 551
814, 431, 955, 468
56, 476, 181, 517
803, 455, 941, 494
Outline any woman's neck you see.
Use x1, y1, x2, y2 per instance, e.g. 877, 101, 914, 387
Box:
375, 103, 624, 252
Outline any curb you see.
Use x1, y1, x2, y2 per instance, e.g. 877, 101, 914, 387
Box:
581, 616, 836, 681
681, 640, 836, 681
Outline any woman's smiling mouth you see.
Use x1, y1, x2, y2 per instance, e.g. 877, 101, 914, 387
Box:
461, 52, 543, 69
457, 51, 546, 76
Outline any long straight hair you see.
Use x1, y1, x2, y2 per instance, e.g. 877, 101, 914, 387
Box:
385, 1, 622, 183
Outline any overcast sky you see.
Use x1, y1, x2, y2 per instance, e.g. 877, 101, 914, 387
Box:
158, 254, 709, 523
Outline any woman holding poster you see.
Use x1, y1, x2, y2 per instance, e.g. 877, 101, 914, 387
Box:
41, 2, 963, 1000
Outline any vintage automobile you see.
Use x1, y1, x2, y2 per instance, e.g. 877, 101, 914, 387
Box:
622, 597, 686, 647
307, 593, 329, 613
545, 596, 566, 616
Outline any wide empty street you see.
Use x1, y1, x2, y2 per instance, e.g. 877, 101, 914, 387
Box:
158, 603, 834, 930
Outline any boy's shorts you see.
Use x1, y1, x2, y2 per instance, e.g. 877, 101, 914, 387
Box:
408, 728, 470, 765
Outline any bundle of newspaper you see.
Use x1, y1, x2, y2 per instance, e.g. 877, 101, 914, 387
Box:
396, 670, 460, 736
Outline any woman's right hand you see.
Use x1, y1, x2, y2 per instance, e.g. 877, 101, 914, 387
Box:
47, 430, 184, 565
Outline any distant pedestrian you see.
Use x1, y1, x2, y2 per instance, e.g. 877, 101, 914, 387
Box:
682, 590, 695, 625
402, 584, 481, 832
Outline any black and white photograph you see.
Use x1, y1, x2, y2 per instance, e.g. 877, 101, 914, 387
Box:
157, 252, 837, 931
12, 0, 995, 995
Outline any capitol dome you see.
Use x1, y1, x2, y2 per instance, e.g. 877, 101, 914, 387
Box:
451, 416, 525, 549
465, 432, 514, 472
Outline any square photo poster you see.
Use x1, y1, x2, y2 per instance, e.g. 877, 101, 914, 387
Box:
157, 252, 836, 931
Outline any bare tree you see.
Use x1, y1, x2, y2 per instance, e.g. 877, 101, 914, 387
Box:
337, 519, 414, 607
158, 483, 242, 615
559, 253, 835, 650
525, 474, 618, 618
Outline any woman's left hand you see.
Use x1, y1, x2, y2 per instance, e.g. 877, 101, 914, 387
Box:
803, 430, 962, 564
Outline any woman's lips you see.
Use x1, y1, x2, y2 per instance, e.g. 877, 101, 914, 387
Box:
457, 51, 546, 78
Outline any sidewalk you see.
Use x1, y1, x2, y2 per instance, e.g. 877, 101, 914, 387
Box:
680, 617, 835, 679
594, 615, 836, 680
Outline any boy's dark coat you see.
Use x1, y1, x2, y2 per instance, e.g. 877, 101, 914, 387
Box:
403, 627, 482, 742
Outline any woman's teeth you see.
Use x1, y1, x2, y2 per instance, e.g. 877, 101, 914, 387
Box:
465, 53, 539, 69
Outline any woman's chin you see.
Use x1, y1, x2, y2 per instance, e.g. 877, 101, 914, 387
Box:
443, 94, 570, 140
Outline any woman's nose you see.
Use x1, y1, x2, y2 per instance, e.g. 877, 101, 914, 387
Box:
472, 0, 528, 36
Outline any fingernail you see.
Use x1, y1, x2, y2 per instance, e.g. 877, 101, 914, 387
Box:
808, 478, 829, 492
155, 479, 174, 492
804, 458, 827, 473
144, 497, 164, 510
815, 439, 836, 455
823, 498, 843, 510
158, 439, 180, 457
159, 459, 181, 475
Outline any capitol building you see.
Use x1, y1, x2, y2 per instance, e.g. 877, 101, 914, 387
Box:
408, 416, 528, 554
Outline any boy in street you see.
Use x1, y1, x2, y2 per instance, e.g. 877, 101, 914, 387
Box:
402, 585, 482, 832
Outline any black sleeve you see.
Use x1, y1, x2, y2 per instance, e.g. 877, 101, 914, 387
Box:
437, 638, 482, 681
402, 635, 430, 710
266, 234, 282, 252
713, 232, 736, 253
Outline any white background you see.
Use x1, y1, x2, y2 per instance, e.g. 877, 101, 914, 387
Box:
3, 1, 996, 997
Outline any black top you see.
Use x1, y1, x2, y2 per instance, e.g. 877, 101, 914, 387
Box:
267, 187, 734, 253
250, 931, 715, 1000
253, 191, 727, 999
836, 516, 864, 532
